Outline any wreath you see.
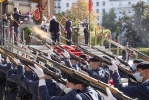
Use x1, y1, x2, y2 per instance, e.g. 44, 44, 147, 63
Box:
21, 26, 33, 44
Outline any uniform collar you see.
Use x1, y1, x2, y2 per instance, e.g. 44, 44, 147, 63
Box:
143, 79, 149, 83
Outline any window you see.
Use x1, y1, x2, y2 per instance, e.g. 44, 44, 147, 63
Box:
102, 1, 105, 6
96, 2, 99, 6
148, 0, 149, 4
97, 16, 99, 20
54, 10, 56, 14
54, 3, 56, 8
119, 8, 122, 14
119, 2, 122, 6
96, 9, 99, 13
102, 9, 105, 14
128, 2, 131, 5
58, 3, 61, 8
127, 8, 131, 13
66, 3, 69, 7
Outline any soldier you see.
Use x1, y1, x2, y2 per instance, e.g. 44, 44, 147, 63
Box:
65, 18, 72, 45
82, 17, 89, 45
5, 58, 38, 100
128, 59, 144, 86
49, 16, 61, 43
31, 64, 102, 100
110, 61, 149, 100
13, 8, 27, 41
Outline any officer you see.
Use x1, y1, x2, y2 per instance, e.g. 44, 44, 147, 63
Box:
13, 8, 27, 40
83, 57, 110, 84
16, 63, 62, 100
110, 61, 149, 100
0, 57, 7, 100
5, 57, 38, 100
0, 56, 18, 100
128, 59, 144, 86
31, 64, 102, 100
82, 17, 89, 45
49, 16, 61, 43
65, 18, 72, 45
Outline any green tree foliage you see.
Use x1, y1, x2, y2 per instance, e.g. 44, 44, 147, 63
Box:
119, 1, 149, 43
101, 8, 117, 33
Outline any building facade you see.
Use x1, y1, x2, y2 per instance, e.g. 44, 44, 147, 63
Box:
54, 0, 148, 25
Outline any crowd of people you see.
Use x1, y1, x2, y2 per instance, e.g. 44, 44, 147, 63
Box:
0, 46, 148, 100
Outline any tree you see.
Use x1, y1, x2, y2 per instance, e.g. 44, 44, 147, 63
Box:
119, 1, 148, 44
101, 8, 117, 33
70, 0, 98, 30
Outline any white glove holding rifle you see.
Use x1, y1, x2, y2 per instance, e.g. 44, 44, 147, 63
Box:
62, 50, 70, 59
108, 61, 118, 72
106, 87, 117, 100
30, 64, 46, 86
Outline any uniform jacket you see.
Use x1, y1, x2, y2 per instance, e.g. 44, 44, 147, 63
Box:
112, 72, 149, 100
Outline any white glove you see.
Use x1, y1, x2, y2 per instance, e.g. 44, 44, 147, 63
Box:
106, 87, 117, 100
31, 64, 44, 78
48, 53, 52, 60
6, 57, 11, 63
13, 58, 21, 65
48, 48, 54, 55
62, 50, 70, 58
108, 61, 118, 72
115, 57, 120, 65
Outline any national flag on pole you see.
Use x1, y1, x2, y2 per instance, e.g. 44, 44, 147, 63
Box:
0, 0, 4, 2
89, 0, 92, 13
40, 0, 48, 11
33, 9, 40, 20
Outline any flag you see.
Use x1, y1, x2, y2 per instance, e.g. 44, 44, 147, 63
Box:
89, 0, 92, 13
40, 0, 48, 11
33, 9, 40, 20
0, 0, 4, 2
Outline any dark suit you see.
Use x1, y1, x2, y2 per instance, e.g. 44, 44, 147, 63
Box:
83, 21, 89, 45
65, 20, 72, 45
13, 12, 26, 39
49, 19, 61, 43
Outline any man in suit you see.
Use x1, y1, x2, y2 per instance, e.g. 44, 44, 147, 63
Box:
83, 17, 89, 45
65, 18, 72, 45
13, 8, 27, 41
49, 16, 61, 43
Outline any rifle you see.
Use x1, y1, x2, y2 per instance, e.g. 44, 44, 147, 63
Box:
130, 47, 149, 62
0, 47, 67, 85
61, 36, 140, 84
91, 46, 132, 69
29, 35, 60, 56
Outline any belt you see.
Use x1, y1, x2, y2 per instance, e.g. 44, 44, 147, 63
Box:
6, 86, 18, 92
16, 93, 32, 100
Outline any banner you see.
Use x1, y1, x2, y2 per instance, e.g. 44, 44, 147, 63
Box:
33, 9, 40, 20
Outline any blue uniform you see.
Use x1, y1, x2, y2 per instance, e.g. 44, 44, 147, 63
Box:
0, 63, 17, 100
39, 85, 101, 100
87, 67, 110, 84
13, 12, 27, 37
112, 72, 149, 100
65, 20, 72, 45
6, 64, 38, 99
17, 65, 63, 100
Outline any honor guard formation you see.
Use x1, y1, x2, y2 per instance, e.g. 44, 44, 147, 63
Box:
0, 1, 149, 100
